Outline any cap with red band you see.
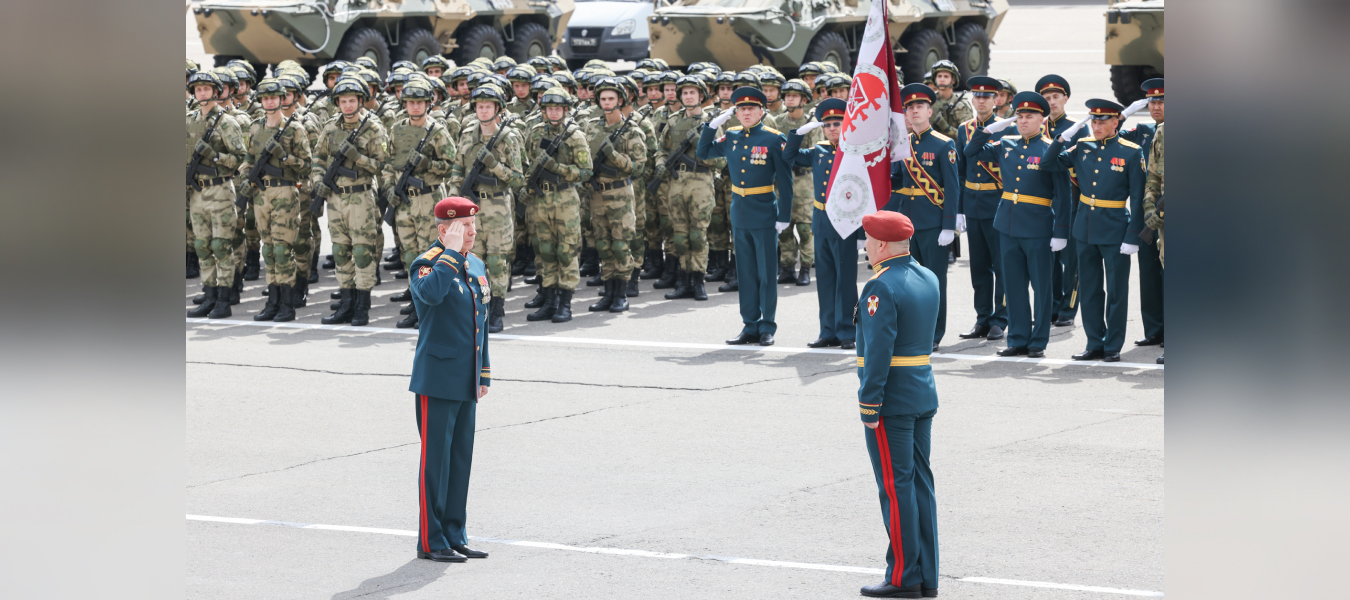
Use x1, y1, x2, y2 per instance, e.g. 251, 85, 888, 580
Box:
862, 211, 914, 242
900, 83, 935, 107
732, 86, 766, 107
435, 196, 479, 220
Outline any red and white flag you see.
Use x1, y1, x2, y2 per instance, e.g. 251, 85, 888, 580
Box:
824, 0, 910, 239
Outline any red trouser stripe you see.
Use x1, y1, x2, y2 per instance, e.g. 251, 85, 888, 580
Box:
419, 394, 429, 552
875, 417, 905, 587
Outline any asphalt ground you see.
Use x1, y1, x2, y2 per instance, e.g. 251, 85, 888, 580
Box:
187, 4, 1162, 598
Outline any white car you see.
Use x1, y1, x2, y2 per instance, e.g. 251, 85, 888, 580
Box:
558, 0, 653, 69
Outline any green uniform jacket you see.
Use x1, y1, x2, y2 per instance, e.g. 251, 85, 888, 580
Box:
408, 242, 491, 401
855, 254, 940, 424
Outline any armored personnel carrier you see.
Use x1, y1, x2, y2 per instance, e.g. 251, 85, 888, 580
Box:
1105, 0, 1163, 104
646, 0, 1008, 84
189, 0, 575, 76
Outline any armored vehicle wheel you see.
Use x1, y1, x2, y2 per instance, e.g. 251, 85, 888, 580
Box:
802, 31, 852, 74
394, 29, 442, 67
509, 22, 552, 62
1110, 64, 1158, 105
948, 22, 990, 88
454, 23, 505, 66
900, 28, 947, 84
337, 27, 391, 76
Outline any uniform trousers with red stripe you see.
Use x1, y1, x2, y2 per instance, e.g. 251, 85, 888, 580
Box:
416, 394, 477, 552
864, 410, 938, 589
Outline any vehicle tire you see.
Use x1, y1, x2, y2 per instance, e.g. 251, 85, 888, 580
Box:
947, 22, 990, 89
900, 28, 947, 85
802, 31, 852, 74
336, 27, 391, 76
393, 28, 441, 68
1110, 64, 1159, 105
453, 23, 505, 67
509, 22, 552, 63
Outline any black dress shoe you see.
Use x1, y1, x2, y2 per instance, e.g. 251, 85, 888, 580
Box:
1156, 353, 1164, 364
393, 270, 408, 279
840, 339, 856, 350
860, 581, 922, 598
1072, 349, 1105, 361
958, 324, 990, 339
416, 548, 467, 563
985, 324, 1004, 340
1103, 351, 1121, 362
996, 346, 1028, 357
1134, 334, 1164, 346
1052, 317, 1074, 327
449, 544, 488, 558
807, 338, 840, 348
758, 333, 775, 346
726, 331, 758, 345
1027, 347, 1045, 358
922, 588, 938, 598
932, 342, 939, 352
400, 303, 415, 315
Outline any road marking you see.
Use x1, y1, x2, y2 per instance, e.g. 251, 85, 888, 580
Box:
187, 514, 1162, 596
996, 49, 1104, 54
186, 319, 1163, 370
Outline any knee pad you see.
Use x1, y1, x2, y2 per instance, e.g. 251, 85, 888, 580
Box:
538, 242, 556, 263
708, 213, 724, 228
594, 239, 611, 261
194, 238, 210, 259
687, 230, 707, 253
485, 254, 507, 276
672, 234, 690, 254
611, 239, 629, 259
332, 243, 353, 266
272, 242, 292, 264
352, 244, 375, 269
209, 238, 229, 261
260, 244, 277, 266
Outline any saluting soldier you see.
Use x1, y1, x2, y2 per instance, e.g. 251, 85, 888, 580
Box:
1036, 74, 1087, 328
889, 84, 961, 351
698, 87, 795, 346
784, 98, 862, 349
964, 91, 1073, 358
854, 211, 941, 599
407, 197, 492, 564
955, 76, 1017, 342
1121, 78, 1165, 349
1043, 99, 1146, 362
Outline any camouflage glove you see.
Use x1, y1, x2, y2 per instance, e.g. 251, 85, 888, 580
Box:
542, 156, 561, 174
194, 139, 215, 159
481, 151, 498, 168
597, 141, 615, 160
1145, 210, 1164, 230
339, 141, 362, 162
407, 151, 424, 169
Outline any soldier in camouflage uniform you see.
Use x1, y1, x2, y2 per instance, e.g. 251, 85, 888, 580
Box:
237, 77, 312, 322
312, 77, 389, 327
211, 67, 253, 307
505, 65, 537, 117
619, 76, 656, 297
583, 77, 648, 313
773, 78, 816, 287
929, 61, 974, 140
653, 76, 722, 302
225, 64, 266, 284
186, 70, 248, 320
309, 62, 346, 124
275, 74, 323, 308
448, 83, 525, 333
522, 87, 593, 323
1143, 123, 1164, 268
382, 80, 457, 329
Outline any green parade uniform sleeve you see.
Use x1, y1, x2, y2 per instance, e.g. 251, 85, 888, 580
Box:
857, 279, 898, 424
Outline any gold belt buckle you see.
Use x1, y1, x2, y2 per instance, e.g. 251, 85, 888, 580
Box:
1010, 193, 1020, 204
541, 182, 555, 193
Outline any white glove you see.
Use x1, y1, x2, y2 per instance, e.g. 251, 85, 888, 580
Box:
937, 230, 955, 246
1120, 98, 1150, 120
710, 107, 735, 129
1120, 243, 1139, 255
796, 121, 824, 135
955, 214, 967, 234
858, 240, 867, 252
985, 116, 1017, 133
775, 221, 790, 234
1050, 238, 1067, 252
1059, 118, 1088, 142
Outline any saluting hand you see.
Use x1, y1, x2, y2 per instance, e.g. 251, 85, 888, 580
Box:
439, 220, 466, 253
796, 121, 825, 135
710, 107, 736, 129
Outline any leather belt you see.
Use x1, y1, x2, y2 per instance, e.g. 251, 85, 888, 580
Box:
335, 184, 372, 194
406, 186, 434, 197
537, 181, 572, 193
1079, 194, 1126, 209
674, 163, 710, 174
814, 200, 827, 211
262, 178, 295, 188
196, 177, 230, 187
965, 181, 1000, 191
1001, 191, 1053, 207
856, 355, 931, 367
592, 178, 632, 192
475, 191, 507, 199
732, 184, 774, 196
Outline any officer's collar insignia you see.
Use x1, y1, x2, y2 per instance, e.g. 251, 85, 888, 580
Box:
421, 247, 444, 261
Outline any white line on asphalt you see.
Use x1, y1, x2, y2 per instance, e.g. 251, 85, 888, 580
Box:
187, 514, 1162, 596
186, 319, 1164, 370
996, 49, 1104, 54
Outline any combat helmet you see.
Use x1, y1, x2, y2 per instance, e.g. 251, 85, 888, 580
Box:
676, 75, 709, 104
421, 55, 450, 74
492, 56, 517, 73
733, 71, 762, 91
930, 60, 960, 88
594, 76, 629, 108
354, 56, 379, 71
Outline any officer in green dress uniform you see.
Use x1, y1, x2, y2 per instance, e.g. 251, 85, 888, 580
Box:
854, 211, 940, 599
955, 76, 1018, 342
1120, 78, 1164, 348
1035, 75, 1087, 327
407, 197, 492, 564
1043, 99, 1147, 362
784, 98, 862, 349
697, 87, 794, 346
964, 92, 1073, 357
887, 84, 961, 351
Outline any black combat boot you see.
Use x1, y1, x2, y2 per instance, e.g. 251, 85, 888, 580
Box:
589, 279, 615, 312
309, 252, 320, 283
777, 265, 796, 284
523, 254, 538, 277
396, 302, 419, 329
193, 284, 209, 305
207, 286, 233, 319
349, 290, 372, 326
331, 290, 343, 300
323, 254, 335, 269
705, 251, 727, 281
524, 272, 542, 285
579, 246, 599, 278
609, 280, 630, 312
400, 302, 415, 315
187, 252, 199, 279
273, 285, 296, 322
638, 250, 655, 276
487, 297, 505, 333
551, 289, 574, 323
664, 270, 693, 300
261, 283, 269, 296
652, 256, 679, 289
374, 264, 382, 286
292, 278, 308, 308
187, 286, 216, 318
243, 249, 261, 281
322, 288, 355, 324
524, 285, 548, 309
228, 271, 243, 305
253, 284, 280, 321
796, 265, 812, 286
586, 272, 604, 287
526, 288, 557, 321
384, 255, 404, 271
626, 270, 640, 297
390, 287, 411, 302
690, 271, 708, 301
640, 250, 664, 280
719, 254, 738, 292
511, 246, 527, 276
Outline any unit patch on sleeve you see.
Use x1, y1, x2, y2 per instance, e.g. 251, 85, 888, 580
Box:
867, 295, 879, 316
418, 266, 432, 277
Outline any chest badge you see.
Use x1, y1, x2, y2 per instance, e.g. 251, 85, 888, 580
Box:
866, 295, 879, 316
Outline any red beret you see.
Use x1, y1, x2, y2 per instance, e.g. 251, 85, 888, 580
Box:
862, 211, 914, 242
434, 196, 479, 220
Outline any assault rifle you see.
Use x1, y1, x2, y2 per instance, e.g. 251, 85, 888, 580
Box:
186, 109, 225, 192
237, 111, 298, 209
456, 114, 519, 198
523, 119, 578, 197
646, 117, 706, 193
382, 123, 436, 226
308, 111, 372, 215
593, 105, 651, 180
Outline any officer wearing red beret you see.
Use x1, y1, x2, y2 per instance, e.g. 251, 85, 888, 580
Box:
406, 196, 491, 563
855, 211, 941, 598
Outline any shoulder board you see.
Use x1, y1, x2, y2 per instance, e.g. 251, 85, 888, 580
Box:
816, 141, 833, 147
1117, 138, 1141, 149
1081, 137, 1097, 143
420, 247, 444, 261
931, 131, 952, 142
727, 125, 744, 132
1040, 135, 1054, 144
763, 126, 782, 135
868, 266, 890, 281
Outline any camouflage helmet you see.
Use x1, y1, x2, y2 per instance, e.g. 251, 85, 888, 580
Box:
486, 74, 511, 91
187, 70, 221, 94
470, 82, 508, 108
652, 58, 670, 70
781, 78, 811, 99
421, 55, 450, 73
187, 59, 199, 77
651, 71, 678, 87
320, 61, 348, 81
757, 70, 786, 89
552, 71, 577, 91
593, 76, 629, 106
447, 66, 474, 86
278, 66, 310, 89
391, 60, 418, 72
506, 65, 537, 83
465, 70, 491, 90
357, 69, 382, 96
400, 80, 435, 103
687, 61, 712, 73
211, 67, 238, 89
406, 72, 431, 86
277, 59, 301, 72
331, 76, 369, 101
797, 62, 823, 78
584, 59, 607, 69
700, 63, 723, 76
546, 55, 567, 72
492, 56, 517, 72
819, 60, 840, 73
254, 77, 286, 99
733, 71, 762, 90
527, 56, 552, 73
227, 60, 257, 84
620, 75, 641, 100
530, 75, 560, 98
930, 60, 960, 84
354, 56, 379, 71
384, 71, 409, 93
469, 57, 495, 70
714, 71, 737, 88
826, 73, 852, 91
428, 77, 449, 102
537, 86, 571, 109
998, 78, 1017, 95
276, 74, 306, 98
922, 71, 934, 86
675, 75, 709, 101
635, 58, 661, 72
